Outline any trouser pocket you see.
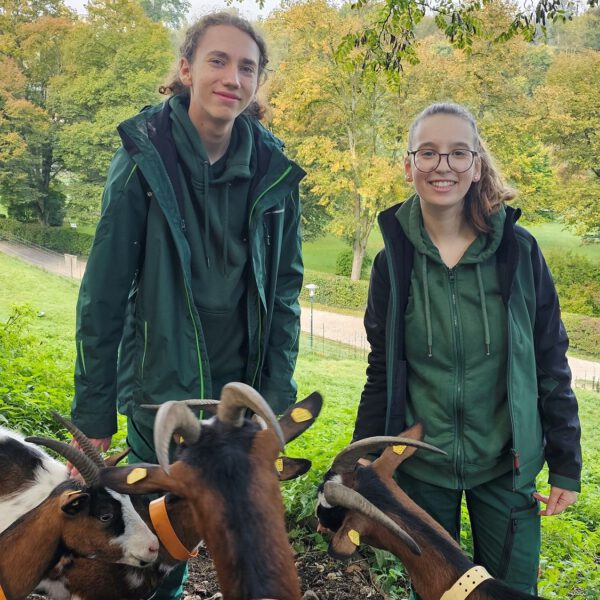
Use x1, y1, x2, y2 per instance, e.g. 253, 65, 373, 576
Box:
497, 500, 540, 590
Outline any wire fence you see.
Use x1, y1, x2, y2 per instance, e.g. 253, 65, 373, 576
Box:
299, 330, 369, 361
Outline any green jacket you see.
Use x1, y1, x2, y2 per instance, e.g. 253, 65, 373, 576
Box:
72, 101, 306, 438
354, 201, 581, 493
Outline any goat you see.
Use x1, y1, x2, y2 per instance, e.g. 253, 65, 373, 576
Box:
47, 386, 322, 600
0, 428, 159, 600
317, 424, 548, 600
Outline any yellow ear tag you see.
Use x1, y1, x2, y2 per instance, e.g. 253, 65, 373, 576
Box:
348, 529, 360, 546
393, 444, 407, 455
291, 407, 312, 423
126, 467, 148, 484
275, 458, 284, 473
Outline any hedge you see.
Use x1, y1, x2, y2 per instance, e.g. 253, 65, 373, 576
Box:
300, 269, 368, 311
562, 313, 600, 360
0, 219, 94, 257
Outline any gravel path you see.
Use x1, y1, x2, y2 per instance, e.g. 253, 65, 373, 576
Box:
1, 239, 598, 385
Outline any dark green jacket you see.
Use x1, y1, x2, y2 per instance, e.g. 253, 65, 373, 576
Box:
72, 101, 306, 437
354, 202, 582, 493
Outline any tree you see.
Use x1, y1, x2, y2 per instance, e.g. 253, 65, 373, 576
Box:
138, 0, 190, 29
265, 1, 407, 280
534, 49, 600, 236
0, 0, 73, 224
48, 0, 173, 224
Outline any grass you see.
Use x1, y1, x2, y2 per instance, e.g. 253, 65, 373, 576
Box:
303, 222, 600, 276
1, 251, 598, 598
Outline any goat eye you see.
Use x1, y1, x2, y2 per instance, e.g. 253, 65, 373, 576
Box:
99, 513, 114, 523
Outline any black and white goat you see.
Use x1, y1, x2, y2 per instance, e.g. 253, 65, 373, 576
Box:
0, 425, 159, 600
31, 389, 320, 600
317, 424, 548, 600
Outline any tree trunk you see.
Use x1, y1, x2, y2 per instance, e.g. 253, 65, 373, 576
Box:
350, 240, 366, 281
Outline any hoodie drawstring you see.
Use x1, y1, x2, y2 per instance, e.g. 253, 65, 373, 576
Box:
202, 160, 211, 268
422, 257, 433, 358
476, 263, 491, 356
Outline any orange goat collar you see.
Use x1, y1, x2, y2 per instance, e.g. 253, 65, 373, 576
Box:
149, 496, 199, 561
0, 584, 6, 600
440, 565, 492, 600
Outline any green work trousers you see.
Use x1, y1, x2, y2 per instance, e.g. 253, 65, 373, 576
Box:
394, 470, 540, 598
127, 415, 188, 600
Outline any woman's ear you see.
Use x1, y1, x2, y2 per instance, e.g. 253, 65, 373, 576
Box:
179, 57, 192, 87
404, 156, 413, 183
473, 155, 482, 182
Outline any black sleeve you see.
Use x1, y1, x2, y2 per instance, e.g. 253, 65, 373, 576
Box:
352, 250, 391, 441
531, 238, 582, 488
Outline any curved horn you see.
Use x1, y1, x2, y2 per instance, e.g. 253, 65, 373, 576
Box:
25, 437, 100, 486
218, 383, 285, 450
153, 401, 201, 474
51, 411, 105, 468
323, 481, 421, 556
332, 436, 446, 474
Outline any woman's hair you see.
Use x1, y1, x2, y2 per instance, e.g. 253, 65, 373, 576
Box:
408, 102, 516, 233
159, 12, 269, 120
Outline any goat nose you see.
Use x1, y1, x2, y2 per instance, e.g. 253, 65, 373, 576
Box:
149, 541, 160, 554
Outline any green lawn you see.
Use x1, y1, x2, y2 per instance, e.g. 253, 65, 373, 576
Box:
304, 222, 600, 276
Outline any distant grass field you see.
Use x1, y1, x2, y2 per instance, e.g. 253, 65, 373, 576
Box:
304, 222, 600, 276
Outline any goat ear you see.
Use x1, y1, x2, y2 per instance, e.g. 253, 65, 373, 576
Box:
60, 491, 90, 516
276, 457, 311, 481
328, 513, 369, 560
98, 464, 178, 495
372, 422, 425, 476
278, 392, 323, 444
105, 447, 131, 467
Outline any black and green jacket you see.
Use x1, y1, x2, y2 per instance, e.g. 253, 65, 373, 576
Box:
72, 101, 306, 438
353, 201, 582, 492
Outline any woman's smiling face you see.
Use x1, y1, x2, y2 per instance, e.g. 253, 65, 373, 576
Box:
405, 113, 481, 213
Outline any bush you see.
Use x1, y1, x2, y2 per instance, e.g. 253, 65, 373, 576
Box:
301, 269, 368, 310
0, 218, 94, 257
546, 252, 600, 317
562, 313, 600, 360
334, 248, 372, 279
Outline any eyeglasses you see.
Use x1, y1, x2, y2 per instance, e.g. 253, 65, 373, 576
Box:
407, 149, 478, 173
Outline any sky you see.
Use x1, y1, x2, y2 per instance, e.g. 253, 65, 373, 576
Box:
64, 0, 284, 21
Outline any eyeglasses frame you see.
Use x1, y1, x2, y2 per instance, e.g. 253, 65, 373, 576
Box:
407, 149, 479, 173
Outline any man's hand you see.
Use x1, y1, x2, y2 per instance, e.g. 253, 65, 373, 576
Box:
67, 436, 112, 478
533, 486, 578, 516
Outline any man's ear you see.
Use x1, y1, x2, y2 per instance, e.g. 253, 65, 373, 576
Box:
179, 57, 192, 87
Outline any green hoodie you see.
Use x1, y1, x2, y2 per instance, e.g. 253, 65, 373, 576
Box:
396, 195, 511, 489
170, 95, 253, 392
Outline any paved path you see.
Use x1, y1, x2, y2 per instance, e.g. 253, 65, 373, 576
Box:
1, 239, 598, 386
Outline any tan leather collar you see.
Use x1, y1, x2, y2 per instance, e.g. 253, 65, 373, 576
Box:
149, 496, 199, 561
440, 566, 492, 600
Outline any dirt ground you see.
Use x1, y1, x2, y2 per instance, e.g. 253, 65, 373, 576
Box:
183, 547, 390, 600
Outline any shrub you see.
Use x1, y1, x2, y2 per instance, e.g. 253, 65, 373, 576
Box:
334, 248, 372, 279
562, 313, 600, 360
0, 218, 94, 257
546, 252, 600, 317
301, 269, 368, 310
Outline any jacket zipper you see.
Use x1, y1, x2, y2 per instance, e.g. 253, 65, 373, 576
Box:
79, 340, 87, 376
184, 284, 204, 399
247, 165, 293, 388
448, 267, 465, 488
141, 321, 148, 378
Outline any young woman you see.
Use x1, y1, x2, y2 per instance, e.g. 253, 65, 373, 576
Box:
70, 13, 305, 600
353, 102, 581, 596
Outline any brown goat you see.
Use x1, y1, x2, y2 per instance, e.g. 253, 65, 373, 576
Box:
95, 383, 323, 600
34, 397, 318, 600
318, 424, 548, 600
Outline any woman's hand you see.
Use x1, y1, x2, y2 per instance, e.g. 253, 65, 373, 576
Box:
533, 487, 578, 516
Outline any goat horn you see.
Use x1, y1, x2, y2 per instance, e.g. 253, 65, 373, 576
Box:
218, 382, 285, 451
332, 436, 446, 473
25, 437, 100, 486
51, 411, 105, 468
323, 481, 421, 556
141, 400, 219, 412
153, 401, 201, 474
